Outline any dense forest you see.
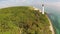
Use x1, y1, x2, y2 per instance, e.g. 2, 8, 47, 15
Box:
0, 6, 52, 34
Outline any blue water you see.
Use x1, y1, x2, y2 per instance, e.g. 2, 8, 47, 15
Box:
34, 5, 60, 34
45, 6, 60, 34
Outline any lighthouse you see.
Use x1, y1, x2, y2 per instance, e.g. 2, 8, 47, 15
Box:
42, 4, 44, 14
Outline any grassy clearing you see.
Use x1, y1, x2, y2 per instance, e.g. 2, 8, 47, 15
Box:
0, 6, 52, 34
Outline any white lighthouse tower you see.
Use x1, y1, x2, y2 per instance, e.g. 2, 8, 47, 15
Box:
42, 4, 44, 14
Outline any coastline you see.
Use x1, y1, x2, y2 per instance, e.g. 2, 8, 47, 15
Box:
33, 7, 55, 34
46, 15, 55, 34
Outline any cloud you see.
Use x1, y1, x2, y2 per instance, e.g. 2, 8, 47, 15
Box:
0, 0, 60, 9
0, 0, 28, 8
46, 2, 60, 7
0, 0, 27, 2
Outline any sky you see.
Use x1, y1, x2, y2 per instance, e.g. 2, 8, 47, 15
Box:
0, 0, 60, 8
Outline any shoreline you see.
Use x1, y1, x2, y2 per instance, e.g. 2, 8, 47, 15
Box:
46, 15, 55, 34
33, 7, 55, 34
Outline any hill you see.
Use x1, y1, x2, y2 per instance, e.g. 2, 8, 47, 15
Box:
0, 6, 52, 34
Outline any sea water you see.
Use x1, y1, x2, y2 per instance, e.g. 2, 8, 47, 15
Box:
45, 6, 60, 34
34, 5, 60, 34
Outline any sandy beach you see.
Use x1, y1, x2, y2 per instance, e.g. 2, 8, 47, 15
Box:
46, 15, 55, 34
33, 7, 55, 34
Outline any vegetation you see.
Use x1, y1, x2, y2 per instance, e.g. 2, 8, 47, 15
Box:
0, 6, 52, 34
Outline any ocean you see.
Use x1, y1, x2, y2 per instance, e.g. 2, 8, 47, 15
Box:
34, 5, 60, 34
45, 6, 60, 34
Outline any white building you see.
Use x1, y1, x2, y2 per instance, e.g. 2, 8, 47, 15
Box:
33, 7, 41, 12
42, 4, 44, 14
33, 7, 39, 10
